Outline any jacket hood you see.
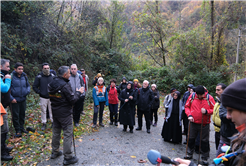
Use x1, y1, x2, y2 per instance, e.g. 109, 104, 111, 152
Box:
48, 76, 68, 94
122, 77, 127, 81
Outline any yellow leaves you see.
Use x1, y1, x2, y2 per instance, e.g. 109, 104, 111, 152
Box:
78, 139, 83, 142
130, 156, 136, 158
172, 148, 175, 150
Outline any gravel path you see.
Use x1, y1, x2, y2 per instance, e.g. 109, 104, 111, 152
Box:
39, 114, 216, 166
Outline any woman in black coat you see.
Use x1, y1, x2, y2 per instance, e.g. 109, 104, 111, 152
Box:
118, 81, 136, 133
161, 91, 182, 144
150, 84, 160, 127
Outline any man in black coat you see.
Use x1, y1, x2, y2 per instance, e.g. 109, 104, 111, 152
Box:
48, 66, 84, 165
33, 63, 55, 130
136, 80, 154, 133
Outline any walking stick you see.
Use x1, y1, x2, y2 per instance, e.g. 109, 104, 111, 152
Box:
73, 129, 76, 156
185, 121, 191, 157
198, 114, 204, 164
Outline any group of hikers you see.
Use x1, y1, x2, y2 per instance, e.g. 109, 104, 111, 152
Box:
1, 58, 246, 166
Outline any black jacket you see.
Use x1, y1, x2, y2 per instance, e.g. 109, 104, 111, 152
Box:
118, 88, 136, 126
33, 72, 55, 98
219, 105, 238, 138
48, 76, 81, 119
137, 87, 154, 111
151, 89, 160, 109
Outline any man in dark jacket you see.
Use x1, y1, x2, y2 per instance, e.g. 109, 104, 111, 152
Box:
181, 84, 194, 144
33, 63, 55, 130
1, 58, 13, 161
69, 64, 85, 127
136, 80, 154, 134
10, 62, 30, 137
48, 66, 84, 165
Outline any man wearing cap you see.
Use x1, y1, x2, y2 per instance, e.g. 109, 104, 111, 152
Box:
10, 62, 30, 137
33, 62, 55, 130
181, 84, 194, 144
184, 85, 215, 165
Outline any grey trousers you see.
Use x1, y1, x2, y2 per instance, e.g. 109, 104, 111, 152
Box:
52, 123, 73, 159
187, 122, 210, 160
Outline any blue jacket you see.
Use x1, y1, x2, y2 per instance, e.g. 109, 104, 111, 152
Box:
92, 85, 108, 106
1, 73, 11, 93
10, 71, 30, 102
181, 91, 190, 110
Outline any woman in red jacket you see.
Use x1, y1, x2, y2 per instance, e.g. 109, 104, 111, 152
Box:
108, 79, 120, 126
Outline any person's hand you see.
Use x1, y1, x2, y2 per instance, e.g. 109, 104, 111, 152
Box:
125, 99, 129, 102
77, 87, 84, 94
4, 74, 11, 79
201, 108, 206, 114
96, 105, 99, 108
12, 99, 17, 103
188, 116, 194, 122
129, 96, 133, 100
172, 158, 191, 166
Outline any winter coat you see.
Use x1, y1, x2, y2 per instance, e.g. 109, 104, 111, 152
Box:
92, 85, 109, 106
69, 73, 85, 97
48, 76, 81, 119
181, 91, 190, 110
165, 98, 183, 126
33, 72, 55, 99
10, 71, 30, 102
219, 105, 238, 138
118, 88, 137, 126
82, 74, 89, 93
108, 86, 119, 104
212, 102, 221, 132
119, 82, 128, 91
1, 72, 11, 108
185, 92, 215, 125
151, 89, 160, 109
163, 94, 173, 107
137, 87, 154, 111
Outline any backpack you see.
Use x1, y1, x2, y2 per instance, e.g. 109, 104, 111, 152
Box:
94, 86, 106, 98
190, 92, 210, 106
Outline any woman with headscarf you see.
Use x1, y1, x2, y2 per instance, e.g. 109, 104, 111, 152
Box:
118, 81, 137, 133
161, 91, 182, 144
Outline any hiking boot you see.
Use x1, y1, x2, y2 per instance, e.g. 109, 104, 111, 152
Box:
74, 123, 79, 127
1, 153, 13, 161
183, 141, 187, 144
199, 159, 209, 165
184, 155, 192, 160
92, 124, 97, 128
123, 128, 127, 132
147, 129, 150, 134
41, 123, 46, 131
21, 129, 29, 134
99, 123, 104, 127
130, 129, 133, 133
51, 151, 62, 159
136, 127, 142, 131
109, 122, 113, 125
153, 122, 157, 127
63, 156, 79, 165
6, 146, 14, 153
15, 132, 22, 138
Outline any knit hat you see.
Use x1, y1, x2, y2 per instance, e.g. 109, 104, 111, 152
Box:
151, 84, 157, 88
133, 79, 138, 82
221, 78, 246, 112
98, 77, 104, 82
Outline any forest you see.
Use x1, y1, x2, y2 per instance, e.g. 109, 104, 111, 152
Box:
1, 0, 246, 96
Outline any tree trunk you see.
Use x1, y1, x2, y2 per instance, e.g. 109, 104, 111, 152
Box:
211, 0, 214, 61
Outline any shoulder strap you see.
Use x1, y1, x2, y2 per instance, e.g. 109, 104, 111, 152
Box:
206, 94, 210, 106
190, 92, 196, 104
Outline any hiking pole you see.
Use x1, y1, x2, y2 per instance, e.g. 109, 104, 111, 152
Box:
72, 128, 76, 156
198, 114, 204, 164
185, 121, 191, 157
